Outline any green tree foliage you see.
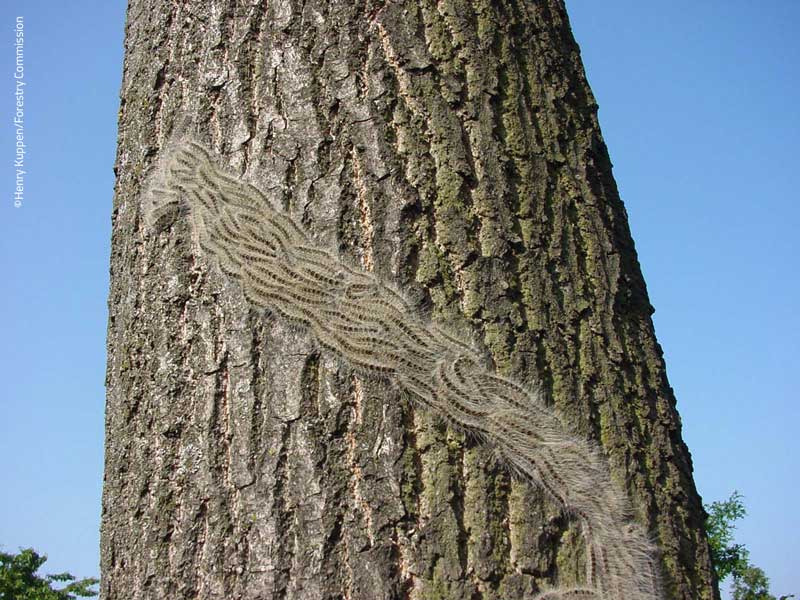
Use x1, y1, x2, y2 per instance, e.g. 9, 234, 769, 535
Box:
0, 548, 97, 600
731, 566, 773, 600
705, 492, 794, 600
706, 491, 750, 582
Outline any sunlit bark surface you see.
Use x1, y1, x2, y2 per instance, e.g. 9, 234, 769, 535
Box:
102, 1, 717, 598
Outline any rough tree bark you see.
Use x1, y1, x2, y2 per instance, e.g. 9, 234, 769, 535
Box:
102, 1, 717, 599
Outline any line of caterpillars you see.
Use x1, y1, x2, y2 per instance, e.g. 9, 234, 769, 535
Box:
144, 141, 663, 600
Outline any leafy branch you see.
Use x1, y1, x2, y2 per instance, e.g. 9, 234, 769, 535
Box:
0, 548, 98, 600
705, 492, 793, 600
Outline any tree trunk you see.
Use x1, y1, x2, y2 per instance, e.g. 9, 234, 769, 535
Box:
102, 1, 717, 599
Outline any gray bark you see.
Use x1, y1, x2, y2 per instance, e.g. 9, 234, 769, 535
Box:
102, 1, 718, 599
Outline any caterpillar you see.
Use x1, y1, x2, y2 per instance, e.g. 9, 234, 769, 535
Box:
143, 140, 663, 600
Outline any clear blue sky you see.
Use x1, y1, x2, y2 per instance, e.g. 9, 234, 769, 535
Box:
0, 1, 796, 597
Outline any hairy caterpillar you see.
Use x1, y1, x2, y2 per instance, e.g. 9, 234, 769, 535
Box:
144, 141, 663, 600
